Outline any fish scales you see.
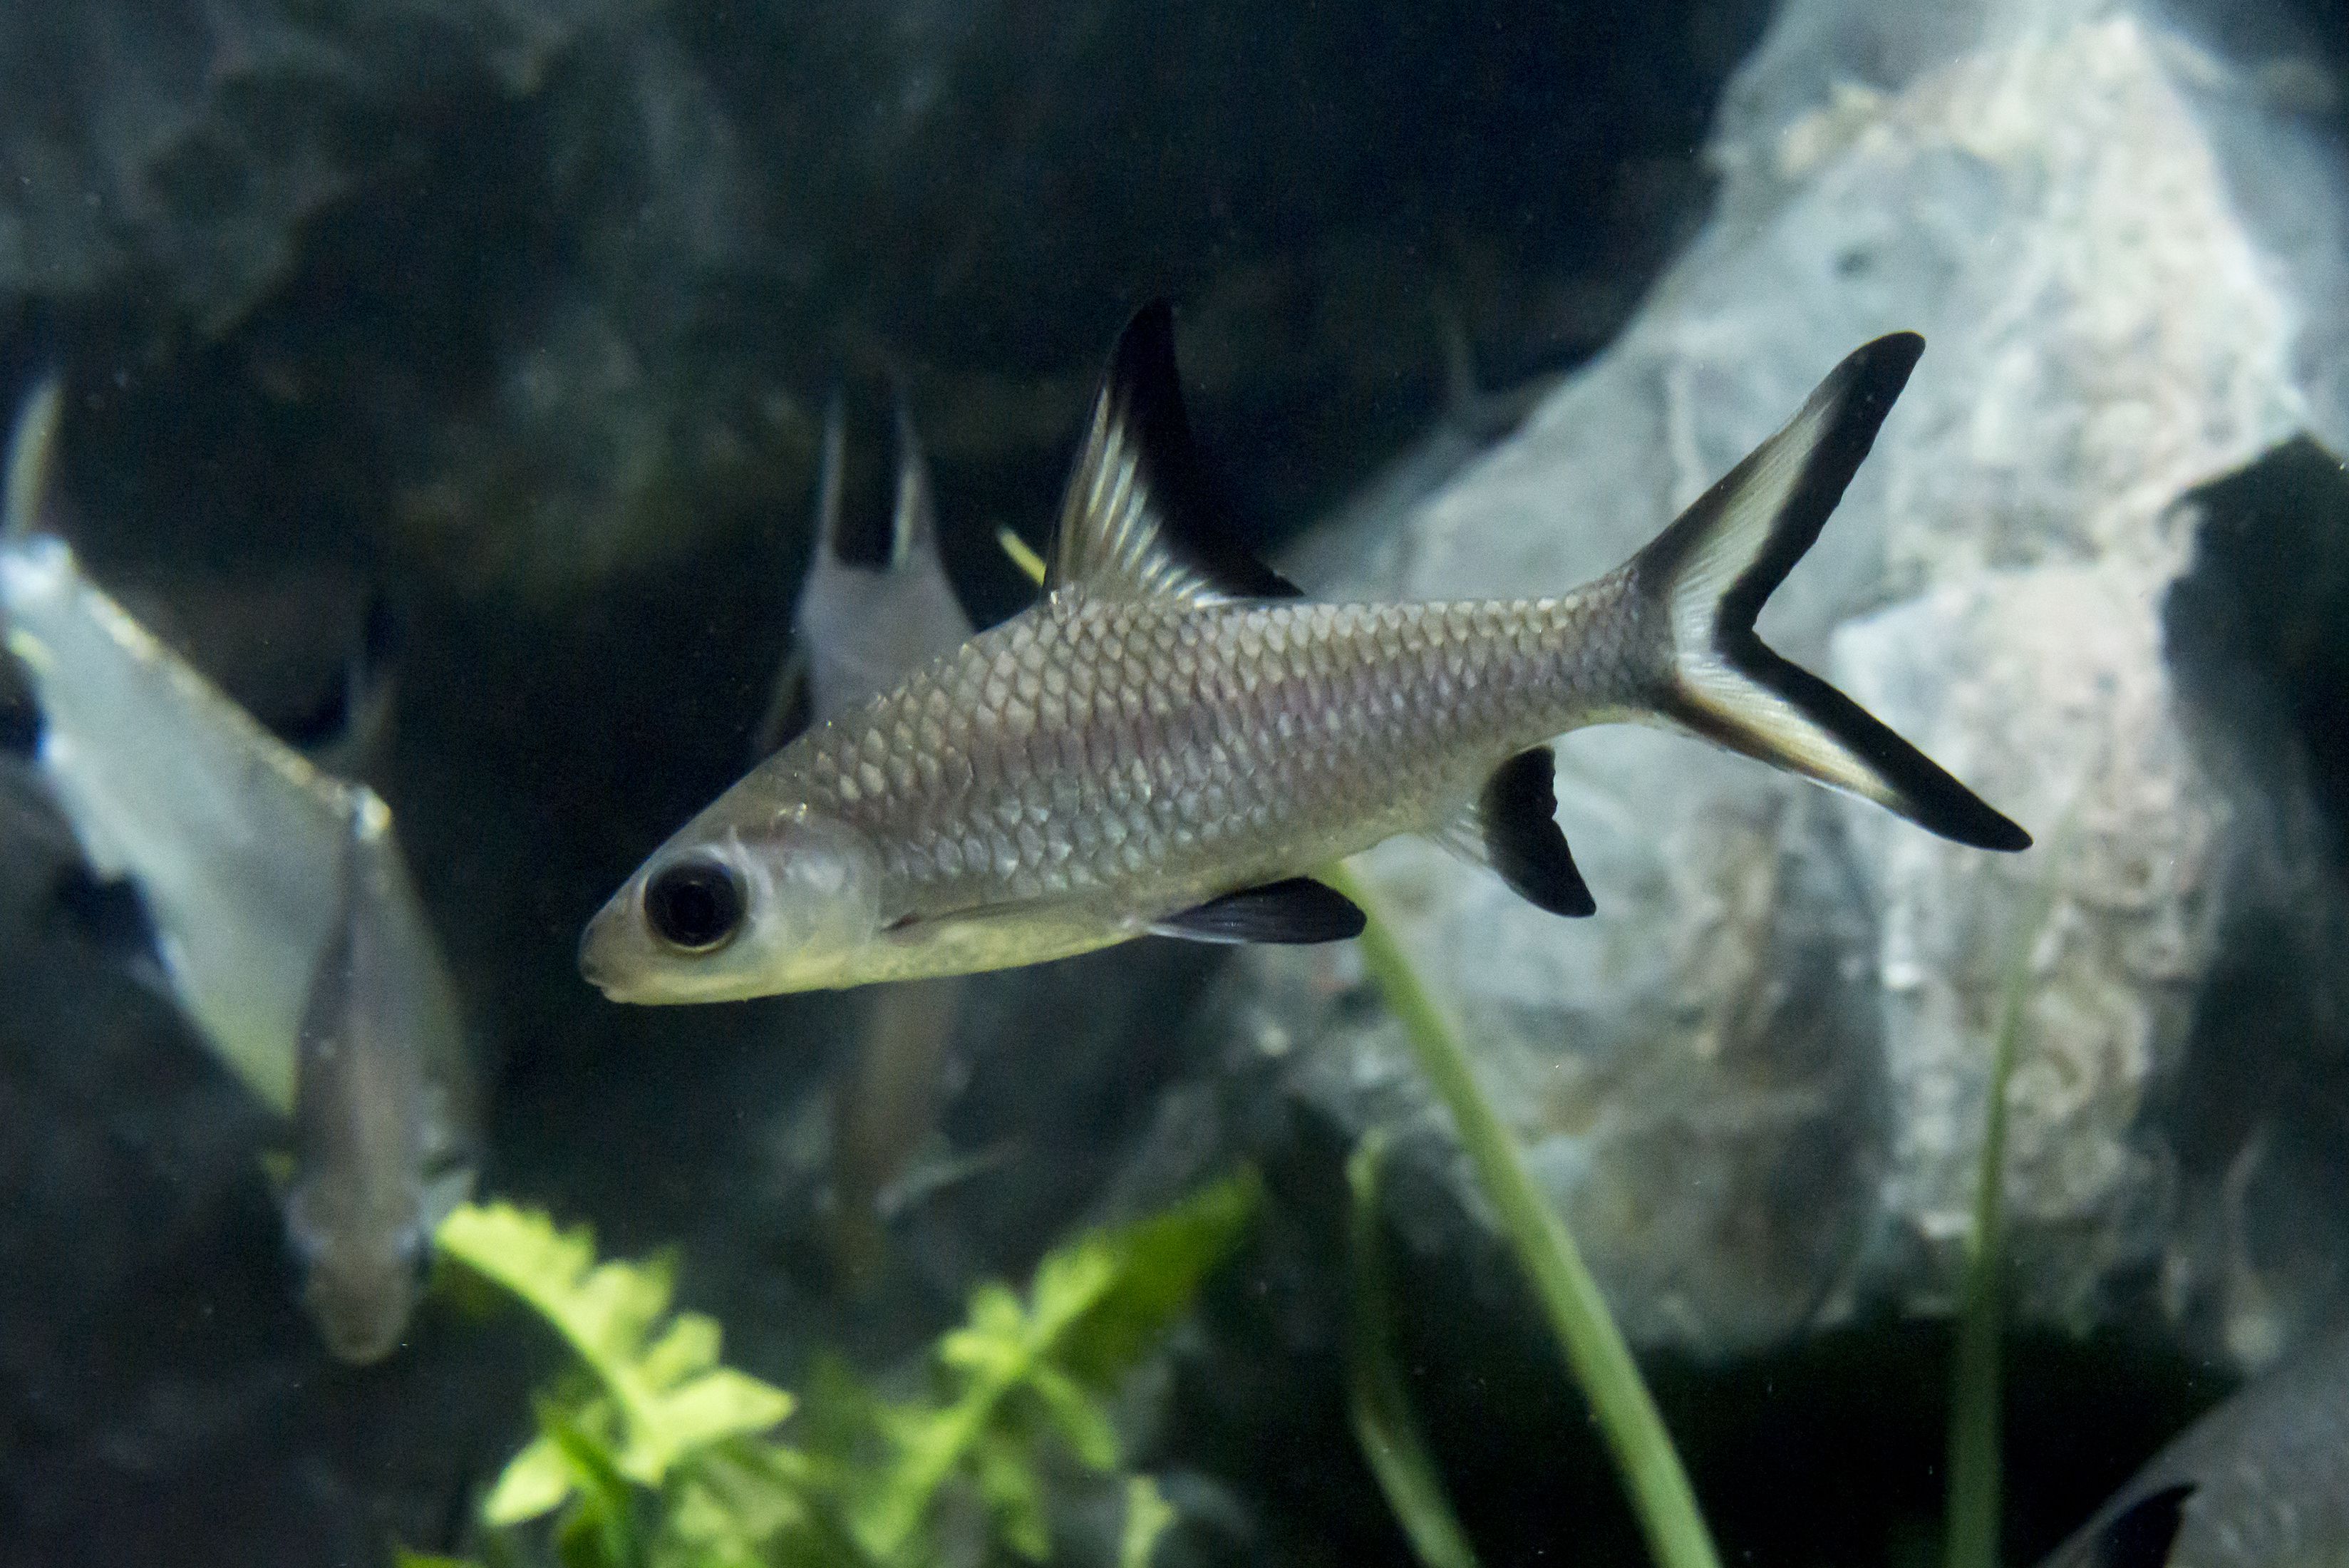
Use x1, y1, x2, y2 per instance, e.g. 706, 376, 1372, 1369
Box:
790, 585, 1638, 919
580, 306, 2028, 1001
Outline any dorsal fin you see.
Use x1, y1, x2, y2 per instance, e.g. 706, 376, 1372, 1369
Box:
4, 373, 63, 544
809, 391, 850, 574
1046, 301, 1300, 604
887, 388, 937, 569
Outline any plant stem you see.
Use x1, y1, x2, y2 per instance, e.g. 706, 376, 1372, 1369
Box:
1946, 887, 2045, 1568
1323, 863, 1723, 1568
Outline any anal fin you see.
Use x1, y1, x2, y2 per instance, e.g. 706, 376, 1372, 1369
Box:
1460, 748, 1594, 918
1151, 877, 1366, 944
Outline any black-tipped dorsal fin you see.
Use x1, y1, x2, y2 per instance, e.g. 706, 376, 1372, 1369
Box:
2087, 1486, 2193, 1568
1047, 301, 1301, 604
1462, 748, 1595, 918
1150, 877, 1365, 944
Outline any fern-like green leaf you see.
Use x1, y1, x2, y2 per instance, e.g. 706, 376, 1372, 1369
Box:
859, 1170, 1261, 1559
435, 1202, 794, 1525
1119, 1475, 1177, 1568
1055, 1170, 1261, 1387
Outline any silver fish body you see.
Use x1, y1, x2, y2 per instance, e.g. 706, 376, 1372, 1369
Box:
763, 391, 976, 1286
582, 303, 2028, 1004
1, 536, 349, 1113
703, 589, 1634, 991
2040, 1328, 2349, 1568
287, 788, 480, 1363
1, 377, 477, 1361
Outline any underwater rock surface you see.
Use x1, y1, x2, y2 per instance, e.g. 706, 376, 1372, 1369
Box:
1217, 0, 2349, 1364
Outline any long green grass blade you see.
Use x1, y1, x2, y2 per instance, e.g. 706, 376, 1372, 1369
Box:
1946, 862, 2058, 1568
988, 522, 1713, 1568
1323, 863, 1723, 1568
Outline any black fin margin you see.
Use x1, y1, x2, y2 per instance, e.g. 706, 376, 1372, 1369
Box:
1732, 650, 2030, 851
2087, 1485, 2193, 1568
1636, 334, 2031, 854
1730, 333, 1924, 634
1481, 748, 1596, 917
1050, 301, 1301, 601
1152, 876, 1366, 944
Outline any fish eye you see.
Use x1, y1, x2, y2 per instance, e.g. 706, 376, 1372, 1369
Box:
644, 857, 745, 953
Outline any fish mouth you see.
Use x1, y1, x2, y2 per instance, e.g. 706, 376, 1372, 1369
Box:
577, 894, 705, 1004
577, 899, 634, 1000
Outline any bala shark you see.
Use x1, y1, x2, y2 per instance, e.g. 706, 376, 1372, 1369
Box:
581, 303, 2029, 1003
766, 391, 979, 1286
0, 377, 477, 1361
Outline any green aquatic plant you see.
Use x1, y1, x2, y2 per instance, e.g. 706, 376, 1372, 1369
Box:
836, 1168, 1256, 1560
425, 1173, 1254, 1567
1945, 855, 2064, 1568
439, 1203, 799, 1523
1323, 863, 1723, 1568
1347, 1128, 1484, 1568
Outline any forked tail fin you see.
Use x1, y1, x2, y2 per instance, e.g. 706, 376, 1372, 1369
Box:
1630, 334, 2030, 852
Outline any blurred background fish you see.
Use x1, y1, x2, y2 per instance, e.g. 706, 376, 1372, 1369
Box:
287, 786, 480, 1363
765, 385, 979, 1293
0, 376, 478, 1362
2039, 1326, 2349, 1568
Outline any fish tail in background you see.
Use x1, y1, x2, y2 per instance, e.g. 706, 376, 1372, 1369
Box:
1626, 334, 2030, 852
827, 974, 960, 1295
2082, 1486, 2193, 1568
4, 373, 63, 542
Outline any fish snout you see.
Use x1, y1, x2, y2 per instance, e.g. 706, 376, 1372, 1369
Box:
577, 894, 636, 999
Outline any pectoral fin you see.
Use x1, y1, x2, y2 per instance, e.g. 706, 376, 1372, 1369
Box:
1151, 877, 1366, 944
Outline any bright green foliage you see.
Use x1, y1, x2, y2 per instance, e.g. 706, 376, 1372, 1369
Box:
435, 1203, 796, 1525
839, 1168, 1261, 1562
1118, 1476, 1177, 1568
427, 1173, 1256, 1568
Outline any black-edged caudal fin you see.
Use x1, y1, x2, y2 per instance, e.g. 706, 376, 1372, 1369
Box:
2085, 1486, 2193, 1568
1631, 334, 2030, 852
1048, 301, 1300, 604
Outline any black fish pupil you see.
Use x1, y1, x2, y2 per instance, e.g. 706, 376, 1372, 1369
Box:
646, 860, 743, 952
